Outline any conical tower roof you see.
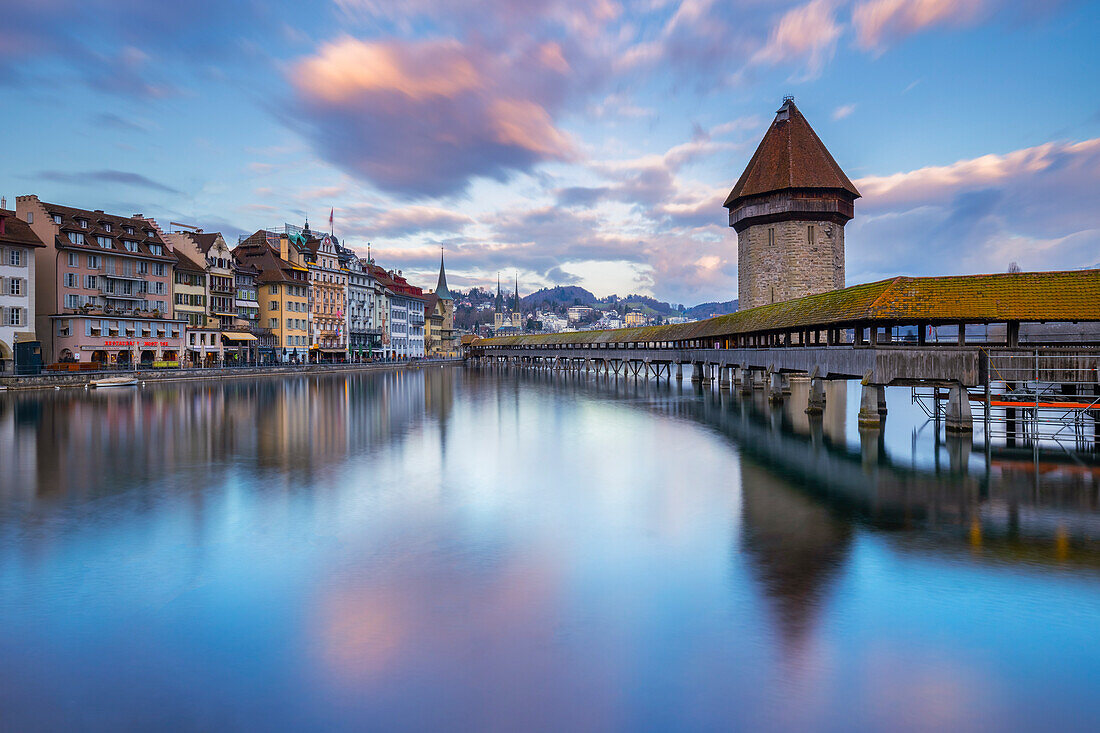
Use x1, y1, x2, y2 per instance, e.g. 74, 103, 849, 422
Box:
724, 99, 859, 209
494, 273, 503, 311
435, 249, 453, 300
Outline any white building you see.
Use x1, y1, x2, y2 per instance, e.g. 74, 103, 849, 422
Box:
0, 206, 44, 373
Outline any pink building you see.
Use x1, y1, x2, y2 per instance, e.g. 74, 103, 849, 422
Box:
16, 196, 185, 366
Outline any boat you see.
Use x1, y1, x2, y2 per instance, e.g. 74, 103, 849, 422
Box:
89, 376, 138, 388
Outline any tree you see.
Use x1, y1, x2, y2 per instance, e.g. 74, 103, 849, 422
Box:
1007, 261, 1021, 273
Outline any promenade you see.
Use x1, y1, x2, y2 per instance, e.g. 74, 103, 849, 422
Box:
0, 357, 463, 391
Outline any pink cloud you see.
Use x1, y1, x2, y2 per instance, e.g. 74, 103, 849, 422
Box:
289, 37, 575, 197
852, 0, 989, 50
753, 0, 843, 78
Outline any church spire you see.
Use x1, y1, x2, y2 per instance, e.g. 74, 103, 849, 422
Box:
495, 272, 503, 312
514, 272, 520, 311
435, 246, 453, 300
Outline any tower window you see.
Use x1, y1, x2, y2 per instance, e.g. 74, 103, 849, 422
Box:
807, 225, 815, 246
768, 227, 774, 247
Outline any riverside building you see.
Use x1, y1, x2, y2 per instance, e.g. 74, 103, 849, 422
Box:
0, 206, 45, 373
16, 196, 184, 366
234, 228, 311, 362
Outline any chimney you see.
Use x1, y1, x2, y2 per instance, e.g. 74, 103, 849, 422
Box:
1, 196, 6, 209
0, 212, 6, 236
280, 234, 289, 262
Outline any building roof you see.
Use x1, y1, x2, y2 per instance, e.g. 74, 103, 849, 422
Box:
189, 232, 222, 254
477, 269, 1100, 346
38, 200, 175, 260
724, 99, 860, 209
0, 209, 45, 248
172, 248, 206, 273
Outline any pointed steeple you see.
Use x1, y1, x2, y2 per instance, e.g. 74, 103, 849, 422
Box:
435, 246, 453, 300
724, 98, 859, 210
513, 272, 520, 311
495, 272, 503, 312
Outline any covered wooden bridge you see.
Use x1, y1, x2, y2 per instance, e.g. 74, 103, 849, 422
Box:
468, 269, 1100, 433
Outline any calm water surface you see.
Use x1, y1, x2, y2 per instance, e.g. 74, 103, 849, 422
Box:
1, 367, 1099, 731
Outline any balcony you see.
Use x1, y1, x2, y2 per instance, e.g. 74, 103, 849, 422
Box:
102, 270, 144, 282
99, 284, 143, 300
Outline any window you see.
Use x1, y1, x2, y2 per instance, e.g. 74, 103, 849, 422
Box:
67, 232, 85, 245
26, 212, 34, 224
153, 263, 165, 277
57, 320, 71, 337
768, 227, 775, 247
807, 225, 815, 246
269, 284, 279, 295
146, 230, 154, 238
78, 218, 87, 228
124, 226, 134, 235
8, 249, 22, 266
84, 275, 97, 289
64, 273, 78, 288
269, 301, 278, 310
67, 252, 78, 267
97, 236, 113, 248
154, 282, 165, 295
103, 222, 112, 232
3, 307, 24, 326
269, 318, 278, 329
125, 240, 140, 252
137, 261, 148, 275
8, 278, 23, 296
87, 255, 100, 269
149, 244, 163, 255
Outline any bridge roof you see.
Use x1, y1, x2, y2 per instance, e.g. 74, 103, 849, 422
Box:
476, 269, 1100, 346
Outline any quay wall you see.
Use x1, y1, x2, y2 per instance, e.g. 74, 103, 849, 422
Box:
0, 358, 462, 391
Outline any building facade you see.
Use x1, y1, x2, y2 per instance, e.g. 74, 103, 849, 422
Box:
234, 229, 311, 362
724, 99, 860, 311
17, 196, 184, 366
340, 247, 383, 360
0, 207, 45, 373
301, 230, 347, 361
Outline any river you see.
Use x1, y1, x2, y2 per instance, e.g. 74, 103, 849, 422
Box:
1, 366, 1098, 731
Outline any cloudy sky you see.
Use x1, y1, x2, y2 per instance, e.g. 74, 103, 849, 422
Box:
1, 0, 1097, 304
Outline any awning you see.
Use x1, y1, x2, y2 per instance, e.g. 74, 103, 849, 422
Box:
319, 348, 346, 353
221, 332, 258, 342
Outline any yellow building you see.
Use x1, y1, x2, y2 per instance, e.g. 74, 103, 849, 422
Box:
424, 251, 456, 356
234, 231, 310, 362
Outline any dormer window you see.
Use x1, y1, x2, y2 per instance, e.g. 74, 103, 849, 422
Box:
146, 230, 154, 238
67, 232, 85, 245
123, 226, 134, 235
124, 240, 138, 252
77, 218, 88, 228
103, 222, 112, 232
149, 244, 163, 255
96, 235, 112, 248
53, 214, 63, 225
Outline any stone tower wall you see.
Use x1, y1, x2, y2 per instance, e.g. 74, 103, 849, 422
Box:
737, 219, 845, 311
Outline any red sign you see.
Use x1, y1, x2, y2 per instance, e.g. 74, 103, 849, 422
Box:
105, 340, 136, 347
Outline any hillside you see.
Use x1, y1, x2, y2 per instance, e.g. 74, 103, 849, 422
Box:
685, 300, 738, 319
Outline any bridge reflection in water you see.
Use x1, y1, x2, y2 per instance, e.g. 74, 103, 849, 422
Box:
483, 365, 1100, 570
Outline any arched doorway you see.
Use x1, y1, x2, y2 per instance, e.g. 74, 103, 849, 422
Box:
116, 350, 131, 368
58, 348, 74, 362
92, 349, 108, 367
162, 350, 177, 363
140, 350, 155, 367
0, 339, 11, 374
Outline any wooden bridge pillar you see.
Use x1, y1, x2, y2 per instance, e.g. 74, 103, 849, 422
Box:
806, 374, 826, 415
945, 383, 974, 433
858, 383, 886, 430
719, 365, 731, 390
768, 370, 784, 403
739, 368, 754, 395
691, 362, 703, 383
676, 362, 683, 381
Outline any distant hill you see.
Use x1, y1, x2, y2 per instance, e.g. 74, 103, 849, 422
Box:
685, 300, 738, 319
521, 286, 598, 308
